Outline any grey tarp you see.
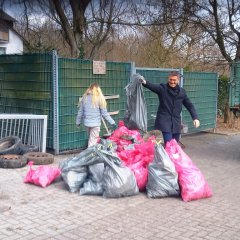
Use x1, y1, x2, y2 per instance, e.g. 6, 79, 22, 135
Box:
146, 144, 180, 198
59, 143, 139, 197
124, 74, 147, 132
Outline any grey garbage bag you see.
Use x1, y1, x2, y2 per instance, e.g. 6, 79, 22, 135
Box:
80, 163, 104, 195
80, 180, 103, 195
62, 168, 87, 193
99, 139, 117, 152
88, 163, 105, 182
59, 145, 101, 192
100, 151, 139, 198
59, 146, 100, 171
60, 144, 139, 197
146, 144, 180, 198
124, 74, 147, 132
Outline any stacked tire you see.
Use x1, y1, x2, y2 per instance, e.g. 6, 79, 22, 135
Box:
0, 136, 54, 168
0, 154, 27, 169
0, 136, 22, 155
22, 152, 54, 165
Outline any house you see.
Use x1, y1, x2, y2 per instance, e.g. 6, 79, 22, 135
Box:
0, 9, 23, 54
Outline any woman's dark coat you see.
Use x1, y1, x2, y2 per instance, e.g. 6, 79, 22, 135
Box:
143, 81, 198, 133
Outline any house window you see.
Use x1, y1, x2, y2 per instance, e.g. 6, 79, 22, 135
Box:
0, 47, 6, 54
0, 29, 9, 42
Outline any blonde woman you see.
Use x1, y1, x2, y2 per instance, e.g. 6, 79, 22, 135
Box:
76, 83, 116, 147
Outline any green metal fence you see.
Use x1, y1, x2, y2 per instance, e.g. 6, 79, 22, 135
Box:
0, 53, 132, 153
182, 72, 218, 133
0, 53, 54, 148
0, 52, 218, 154
229, 62, 240, 109
58, 58, 131, 152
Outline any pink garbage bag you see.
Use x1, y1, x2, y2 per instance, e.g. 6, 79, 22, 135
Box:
165, 139, 212, 202
117, 139, 155, 190
108, 122, 144, 145
127, 161, 148, 191
24, 161, 61, 188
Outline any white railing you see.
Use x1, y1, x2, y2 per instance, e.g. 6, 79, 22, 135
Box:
0, 114, 48, 152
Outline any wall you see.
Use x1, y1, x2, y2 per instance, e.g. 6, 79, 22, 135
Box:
0, 29, 23, 54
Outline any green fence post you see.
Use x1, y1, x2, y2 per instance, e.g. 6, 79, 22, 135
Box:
131, 62, 136, 78
52, 50, 59, 154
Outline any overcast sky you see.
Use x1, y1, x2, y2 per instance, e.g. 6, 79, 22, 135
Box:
1, 1, 22, 17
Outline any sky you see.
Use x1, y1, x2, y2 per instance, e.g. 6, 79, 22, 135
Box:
1, 1, 23, 18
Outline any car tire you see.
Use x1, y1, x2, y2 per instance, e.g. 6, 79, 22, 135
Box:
0, 136, 23, 155
22, 152, 54, 165
0, 154, 27, 168
20, 144, 39, 154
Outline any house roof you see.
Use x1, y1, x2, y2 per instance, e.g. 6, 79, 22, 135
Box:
0, 9, 16, 22
0, 9, 26, 43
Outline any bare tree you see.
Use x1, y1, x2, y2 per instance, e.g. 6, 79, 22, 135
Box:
187, 0, 240, 63
1, 0, 237, 71
50, 0, 91, 58
0, 0, 187, 59
0, 0, 135, 58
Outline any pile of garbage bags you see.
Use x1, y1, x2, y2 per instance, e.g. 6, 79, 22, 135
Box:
59, 122, 212, 202
59, 74, 212, 202
59, 140, 139, 198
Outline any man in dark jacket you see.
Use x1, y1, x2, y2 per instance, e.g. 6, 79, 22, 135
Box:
140, 71, 200, 144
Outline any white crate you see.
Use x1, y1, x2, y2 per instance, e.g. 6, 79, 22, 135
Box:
0, 114, 47, 152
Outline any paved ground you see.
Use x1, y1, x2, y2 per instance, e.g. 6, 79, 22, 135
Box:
0, 132, 240, 240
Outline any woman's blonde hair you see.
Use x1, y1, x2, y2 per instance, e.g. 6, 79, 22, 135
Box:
82, 83, 106, 108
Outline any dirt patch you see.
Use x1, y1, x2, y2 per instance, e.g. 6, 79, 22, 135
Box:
214, 117, 240, 135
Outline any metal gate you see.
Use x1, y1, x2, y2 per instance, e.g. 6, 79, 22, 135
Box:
0, 114, 48, 152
